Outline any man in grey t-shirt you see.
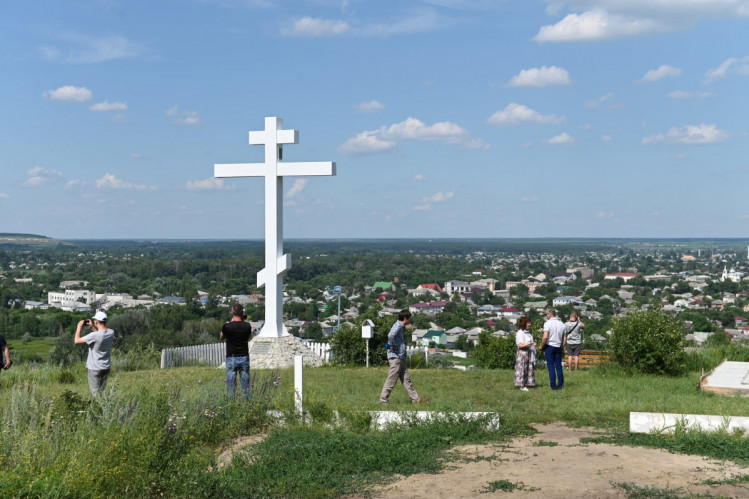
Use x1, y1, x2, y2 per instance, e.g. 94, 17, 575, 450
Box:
75, 311, 115, 397
565, 311, 585, 371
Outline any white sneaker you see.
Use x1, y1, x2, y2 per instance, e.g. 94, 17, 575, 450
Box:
520, 387, 529, 391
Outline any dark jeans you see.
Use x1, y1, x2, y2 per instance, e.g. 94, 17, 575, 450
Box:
226, 356, 250, 399
544, 346, 564, 390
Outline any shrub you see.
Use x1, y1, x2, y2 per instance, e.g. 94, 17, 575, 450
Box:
472, 332, 517, 369
57, 370, 76, 384
608, 309, 686, 376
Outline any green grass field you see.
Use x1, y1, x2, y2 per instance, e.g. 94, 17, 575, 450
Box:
5, 336, 57, 363
2, 361, 749, 497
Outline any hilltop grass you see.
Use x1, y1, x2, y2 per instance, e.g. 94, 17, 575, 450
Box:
6, 337, 57, 363
3, 363, 749, 497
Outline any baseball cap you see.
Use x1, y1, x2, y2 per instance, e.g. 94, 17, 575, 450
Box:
93, 311, 108, 322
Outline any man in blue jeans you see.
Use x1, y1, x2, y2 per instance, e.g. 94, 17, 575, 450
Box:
220, 304, 253, 399
541, 308, 566, 390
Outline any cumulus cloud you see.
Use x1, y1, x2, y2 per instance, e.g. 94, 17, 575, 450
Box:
506, 66, 570, 87
284, 17, 350, 37
0, 193, 9, 199
166, 105, 202, 126
42, 85, 92, 102
601, 135, 613, 142
39, 33, 150, 64
584, 92, 624, 110
544, 132, 575, 145
95, 173, 155, 190
413, 190, 454, 211
338, 117, 487, 154
704, 56, 749, 83
186, 177, 235, 191
286, 179, 308, 198
535, 9, 663, 43
596, 211, 614, 219
487, 103, 566, 126
24, 166, 63, 187
535, 2, 749, 42
355, 100, 385, 113
89, 101, 127, 112
360, 8, 449, 37
636, 64, 683, 83
642, 123, 730, 145
667, 90, 717, 99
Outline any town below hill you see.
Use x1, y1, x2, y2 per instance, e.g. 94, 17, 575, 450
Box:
1, 238, 748, 363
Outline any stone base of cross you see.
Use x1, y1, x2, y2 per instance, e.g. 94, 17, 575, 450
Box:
214, 117, 335, 337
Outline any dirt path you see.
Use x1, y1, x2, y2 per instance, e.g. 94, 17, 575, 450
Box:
374, 423, 749, 498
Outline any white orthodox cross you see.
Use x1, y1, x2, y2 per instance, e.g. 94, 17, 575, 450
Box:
215, 117, 336, 337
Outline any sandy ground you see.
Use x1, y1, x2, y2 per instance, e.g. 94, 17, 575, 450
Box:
373, 423, 749, 498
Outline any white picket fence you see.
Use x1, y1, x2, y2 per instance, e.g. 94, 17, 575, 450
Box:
160, 341, 428, 369
161, 342, 226, 369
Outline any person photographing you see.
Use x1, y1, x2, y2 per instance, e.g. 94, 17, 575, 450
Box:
74, 311, 115, 397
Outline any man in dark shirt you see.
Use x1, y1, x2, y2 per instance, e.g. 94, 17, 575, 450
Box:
220, 304, 253, 399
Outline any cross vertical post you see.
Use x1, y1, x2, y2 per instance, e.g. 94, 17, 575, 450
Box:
214, 117, 336, 337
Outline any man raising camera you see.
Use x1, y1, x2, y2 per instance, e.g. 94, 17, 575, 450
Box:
75, 311, 115, 397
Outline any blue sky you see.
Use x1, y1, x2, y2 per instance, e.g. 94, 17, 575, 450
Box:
1, 0, 748, 239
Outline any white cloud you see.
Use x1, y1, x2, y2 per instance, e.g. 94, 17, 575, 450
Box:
0, 193, 9, 199
423, 191, 454, 203
601, 135, 613, 142
521, 196, 539, 202
544, 132, 575, 145
338, 131, 397, 154
42, 85, 92, 102
642, 123, 730, 145
284, 17, 350, 37
507, 66, 571, 87
636, 64, 683, 83
286, 179, 308, 198
39, 33, 150, 64
578, 123, 592, 130
95, 173, 155, 190
704, 56, 749, 83
166, 106, 202, 126
487, 103, 566, 126
595, 211, 614, 219
186, 177, 235, 191
89, 100, 127, 112
535, 2, 749, 42
24, 166, 63, 187
413, 190, 454, 211
355, 100, 385, 113
338, 117, 486, 154
535, 9, 662, 42
667, 90, 717, 99
414, 174, 426, 181
584, 92, 624, 110
361, 8, 449, 37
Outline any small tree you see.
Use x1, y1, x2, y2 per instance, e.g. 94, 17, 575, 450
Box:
609, 309, 686, 376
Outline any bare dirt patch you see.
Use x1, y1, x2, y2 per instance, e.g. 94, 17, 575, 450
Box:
374, 423, 749, 498
213, 434, 267, 470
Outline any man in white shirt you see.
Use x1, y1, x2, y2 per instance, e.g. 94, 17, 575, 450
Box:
540, 308, 566, 390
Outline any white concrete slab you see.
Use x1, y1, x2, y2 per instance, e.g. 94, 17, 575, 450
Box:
266, 410, 500, 431
368, 411, 500, 430
701, 360, 749, 395
630, 411, 749, 434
